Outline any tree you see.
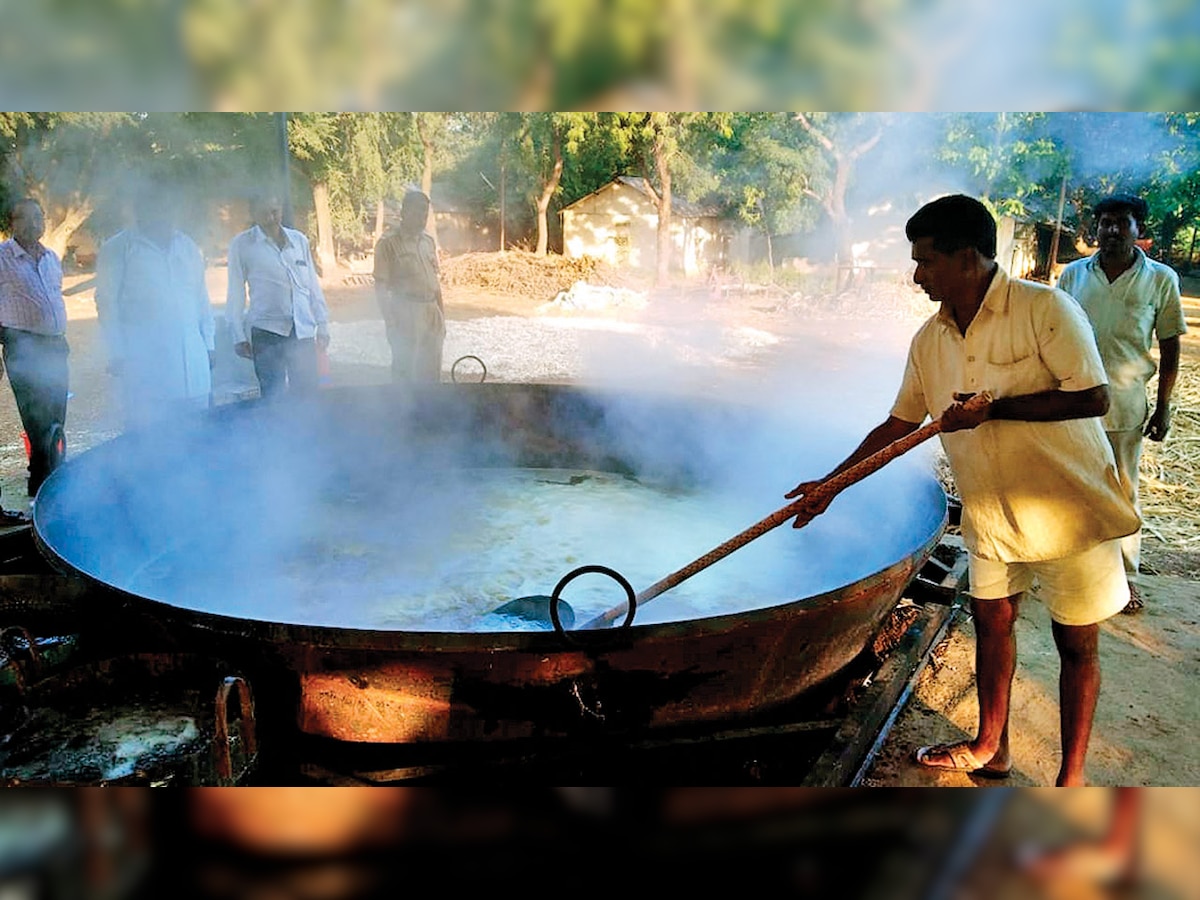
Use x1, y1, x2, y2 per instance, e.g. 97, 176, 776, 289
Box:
412, 113, 462, 249
1154, 113, 1200, 267
512, 113, 596, 255
286, 113, 343, 270
792, 113, 885, 290
617, 112, 730, 286
0, 113, 138, 257
935, 113, 1062, 220
709, 113, 824, 278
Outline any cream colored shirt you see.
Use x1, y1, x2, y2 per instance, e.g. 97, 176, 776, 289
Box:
1057, 248, 1187, 432
891, 266, 1140, 562
373, 230, 441, 307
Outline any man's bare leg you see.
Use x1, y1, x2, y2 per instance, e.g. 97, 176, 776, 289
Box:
1051, 620, 1102, 787
963, 594, 1019, 766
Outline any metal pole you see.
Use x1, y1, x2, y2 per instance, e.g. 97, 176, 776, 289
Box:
277, 112, 293, 228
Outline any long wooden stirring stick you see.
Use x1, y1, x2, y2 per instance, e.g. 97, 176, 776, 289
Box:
579, 392, 992, 630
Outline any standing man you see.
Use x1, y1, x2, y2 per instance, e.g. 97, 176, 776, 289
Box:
0, 198, 69, 509
373, 189, 444, 382
1057, 194, 1188, 612
226, 194, 330, 399
787, 195, 1139, 786
95, 183, 216, 430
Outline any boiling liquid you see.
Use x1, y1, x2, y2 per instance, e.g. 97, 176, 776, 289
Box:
128, 467, 901, 632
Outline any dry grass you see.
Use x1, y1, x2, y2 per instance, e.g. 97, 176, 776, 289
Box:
1140, 354, 1200, 547
929, 349, 1200, 552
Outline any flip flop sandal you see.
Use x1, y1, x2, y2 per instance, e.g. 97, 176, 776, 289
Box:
914, 741, 1011, 778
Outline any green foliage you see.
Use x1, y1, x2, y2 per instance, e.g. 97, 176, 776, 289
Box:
3, 112, 1199, 269
935, 113, 1062, 218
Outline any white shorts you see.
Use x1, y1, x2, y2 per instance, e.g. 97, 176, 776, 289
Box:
968, 539, 1130, 626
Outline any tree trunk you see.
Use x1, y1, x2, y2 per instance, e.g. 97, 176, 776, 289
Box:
416, 115, 439, 250
792, 114, 882, 295
311, 180, 336, 274
765, 229, 775, 281
1159, 212, 1179, 263
653, 140, 673, 287
43, 204, 92, 260
1047, 172, 1068, 285
831, 158, 854, 292
535, 131, 563, 256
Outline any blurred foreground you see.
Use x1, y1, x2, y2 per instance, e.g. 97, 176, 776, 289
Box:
1, 788, 1196, 899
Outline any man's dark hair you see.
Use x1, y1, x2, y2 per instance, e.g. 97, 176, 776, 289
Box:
401, 189, 430, 211
249, 191, 281, 212
1093, 193, 1148, 232
905, 194, 997, 259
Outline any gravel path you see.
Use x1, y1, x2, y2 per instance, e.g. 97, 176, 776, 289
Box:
329, 314, 784, 385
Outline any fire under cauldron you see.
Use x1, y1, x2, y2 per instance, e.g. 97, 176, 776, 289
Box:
32, 384, 946, 745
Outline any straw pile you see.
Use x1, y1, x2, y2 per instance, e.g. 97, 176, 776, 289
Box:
439, 251, 628, 301
1139, 355, 1200, 548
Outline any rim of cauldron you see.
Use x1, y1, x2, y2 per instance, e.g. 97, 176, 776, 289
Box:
31, 502, 947, 652
29, 382, 948, 652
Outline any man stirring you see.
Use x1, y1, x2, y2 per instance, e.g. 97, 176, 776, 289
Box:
787, 195, 1139, 786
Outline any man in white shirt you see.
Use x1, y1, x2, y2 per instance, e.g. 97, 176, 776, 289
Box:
0, 198, 69, 511
226, 194, 330, 399
787, 195, 1138, 786
1057, 194, 1188, 612
95, 183, 216, 429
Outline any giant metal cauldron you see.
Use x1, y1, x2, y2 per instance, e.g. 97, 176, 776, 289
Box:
32, 384, 946, 744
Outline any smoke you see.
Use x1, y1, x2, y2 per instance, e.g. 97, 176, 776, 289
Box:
36, 360, 945, 633
26, 111, 1192, 636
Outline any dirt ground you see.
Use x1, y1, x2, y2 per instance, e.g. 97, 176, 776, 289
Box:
6, 268, 1198, 793
864, 573, 1200, 787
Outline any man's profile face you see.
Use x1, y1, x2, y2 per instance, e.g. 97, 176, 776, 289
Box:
911, 237, 966, 305
11, 202, 45, 246
1096, 210, 1139, 258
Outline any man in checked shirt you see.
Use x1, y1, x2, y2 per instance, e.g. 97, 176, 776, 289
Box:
0, 198, 69, 516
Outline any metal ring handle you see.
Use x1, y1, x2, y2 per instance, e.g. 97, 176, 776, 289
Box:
450, 355, 487, 383
550, 565, 637, 638
213, 675, 258, 785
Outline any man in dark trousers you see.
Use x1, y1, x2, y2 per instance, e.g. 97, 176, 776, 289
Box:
0, 198, 69, 517
225, 194, 329, 399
